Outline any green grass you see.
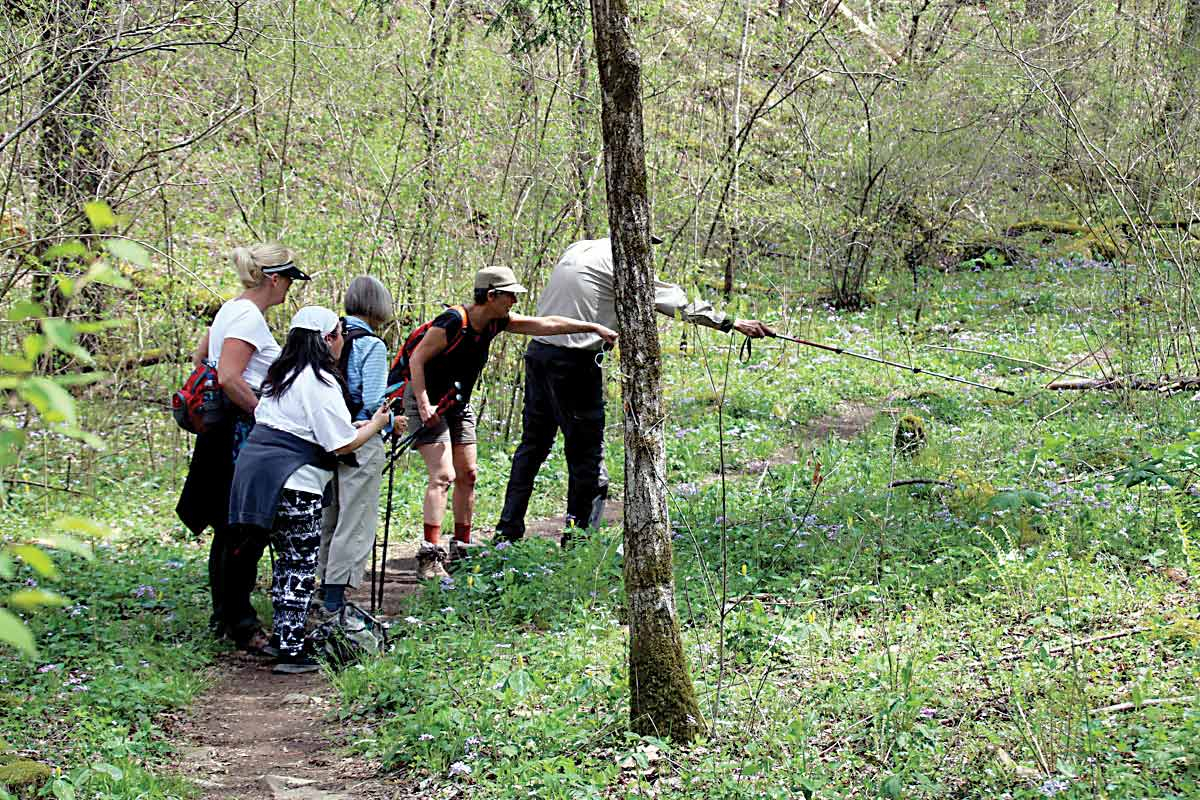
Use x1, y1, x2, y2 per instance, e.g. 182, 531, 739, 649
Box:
328, 260, 1199, 799
0, 470, 217, 800
0, 259, 1197, 799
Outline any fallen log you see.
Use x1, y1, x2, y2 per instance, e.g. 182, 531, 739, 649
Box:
1091, 696, 1196, 715
1046, 376, 1200, 392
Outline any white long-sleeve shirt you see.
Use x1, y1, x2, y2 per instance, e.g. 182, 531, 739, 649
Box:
533, 238, 732, 351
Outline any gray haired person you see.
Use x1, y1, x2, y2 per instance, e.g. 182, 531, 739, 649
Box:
494, 237, 772, 546
317, 276, 400, 613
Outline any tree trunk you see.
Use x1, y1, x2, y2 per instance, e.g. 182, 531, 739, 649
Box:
1162, 0, 1200, 125
34, 0, 111, 345
418, 0, 461, 265
573, 36, 596, 240
722, 0, 753, 299
589, 0, 703, 742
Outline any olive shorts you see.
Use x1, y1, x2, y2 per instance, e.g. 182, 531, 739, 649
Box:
402, 386, 477, 447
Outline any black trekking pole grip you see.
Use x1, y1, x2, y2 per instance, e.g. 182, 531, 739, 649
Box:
380, 383, 463, 473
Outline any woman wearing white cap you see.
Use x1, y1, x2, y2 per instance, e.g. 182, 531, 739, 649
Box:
229, 306, 393, 674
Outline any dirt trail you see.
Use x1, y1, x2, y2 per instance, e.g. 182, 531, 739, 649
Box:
170, 401, 876, 797
699, 400, 878, 485
172, 650, 407, 799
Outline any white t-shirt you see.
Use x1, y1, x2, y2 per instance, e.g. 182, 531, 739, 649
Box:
255, 365, 358, 495
209, 298, 281, 390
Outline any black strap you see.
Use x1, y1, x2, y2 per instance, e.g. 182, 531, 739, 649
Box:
739, 335, 753, 364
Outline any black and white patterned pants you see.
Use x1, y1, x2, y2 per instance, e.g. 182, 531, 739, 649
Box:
270, 488, 323, 657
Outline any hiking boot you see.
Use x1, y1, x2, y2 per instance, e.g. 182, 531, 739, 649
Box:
272, 653, 321, 675
560, 516, 585, 549
416, 543, 451, 581
447, 539, 480, 571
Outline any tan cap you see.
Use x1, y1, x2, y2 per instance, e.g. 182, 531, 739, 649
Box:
474, 265, 528, 294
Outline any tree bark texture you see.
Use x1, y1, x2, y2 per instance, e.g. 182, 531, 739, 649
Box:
573, 36, 596, 240
36, 0, 111, 249
35, 0, 112, 332
1161, 0, 1200, 124
589, 0, 703, 742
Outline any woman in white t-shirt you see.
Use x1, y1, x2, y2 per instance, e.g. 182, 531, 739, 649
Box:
230, 307, 394, 674
177, 243, 308, 656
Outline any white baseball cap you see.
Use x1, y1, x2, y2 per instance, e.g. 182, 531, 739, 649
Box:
289, 306, 340, 335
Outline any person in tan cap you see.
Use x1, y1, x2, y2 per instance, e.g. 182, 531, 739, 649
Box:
404, 265, 618, 580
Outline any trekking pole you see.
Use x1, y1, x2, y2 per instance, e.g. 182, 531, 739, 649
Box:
372, 432, 400, 615
768, 332, 1016, 396
373, 383, 462, 612
381, 384, 463, 474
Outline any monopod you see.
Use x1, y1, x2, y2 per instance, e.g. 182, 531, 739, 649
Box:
766, 332, 1015, 396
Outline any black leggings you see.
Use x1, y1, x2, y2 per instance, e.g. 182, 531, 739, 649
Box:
269, 489, 323, 657
207, 524, 267, 644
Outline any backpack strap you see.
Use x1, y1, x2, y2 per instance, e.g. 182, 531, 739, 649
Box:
441, 305, 471, 356
338, 322, 384, 417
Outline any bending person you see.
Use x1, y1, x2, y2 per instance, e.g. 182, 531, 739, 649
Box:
176, 243, 307, 655
318, 276, 395, 614
494, 236, 772, 545
229, 307, 391, 674
405, 266, 618, 580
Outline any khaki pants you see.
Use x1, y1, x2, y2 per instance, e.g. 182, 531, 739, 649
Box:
319, 433, 385, 589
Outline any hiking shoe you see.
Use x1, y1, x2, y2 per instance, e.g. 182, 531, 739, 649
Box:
560, 516, 585, 549
416, 543, 451, 581
447, 539, 480, 571
272, 653, 321, 674
494, 528, 524, 544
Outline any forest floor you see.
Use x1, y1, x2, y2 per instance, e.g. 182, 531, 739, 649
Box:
165, 402, 880, 799
4, 261, 1199, 800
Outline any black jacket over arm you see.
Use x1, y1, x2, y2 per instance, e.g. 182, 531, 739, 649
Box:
228, 425, 357, 530
176, 421, 236, 536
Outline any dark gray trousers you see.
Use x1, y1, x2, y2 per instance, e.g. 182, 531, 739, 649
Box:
497, 341, 608, 540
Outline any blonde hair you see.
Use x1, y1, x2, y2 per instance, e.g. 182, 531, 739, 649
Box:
230, 242, 295, 289
344, 275, 394, 326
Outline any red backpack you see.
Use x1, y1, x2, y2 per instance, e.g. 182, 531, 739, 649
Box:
383, 305, 470, 404
171, 362, 230, 434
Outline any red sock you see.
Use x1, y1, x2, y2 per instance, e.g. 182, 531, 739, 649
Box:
453, 522, 471, 544
423, 523, 441, 545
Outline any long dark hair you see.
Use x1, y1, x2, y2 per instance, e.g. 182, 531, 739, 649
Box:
262, 328, 342, 398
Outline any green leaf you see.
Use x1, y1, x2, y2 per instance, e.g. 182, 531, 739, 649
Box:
55, 274, 75, 299
0, 354, 32, 372
51, 778, 76, 800
42, 318, 92, 363
6, 300, 45, 322
503, 668, 535, 698
91, 762, 123, 781
53, 372, 106, 387
0, 429, 23, 467
36, 533, 95, 560
0, 608, 36, 657
54, 427, 105, 449
8, 589, 69, 610
73, 319, 127, 334
19, 377, 77, 425
84, 200, 117, 231
55, 516, 110, 539
0, 550, 12, 579
102, 240, 149, 270
23, 333, 46, 361
11, 544, 57, 578
42, 240, 89, 263
881, 774, 903, 799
